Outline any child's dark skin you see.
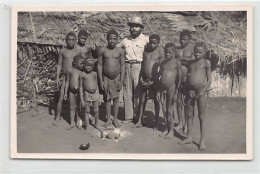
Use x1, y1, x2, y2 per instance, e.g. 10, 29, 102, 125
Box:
76, 34, 92, 59
64, 57, 84, 130
79, 59, 100, 133
179, 44, 212, 151
55, 34, 81, 124
98, 33, 125, 128
158, 45, 182, 139
175, 34, 194, 133
133, 38, 163, 129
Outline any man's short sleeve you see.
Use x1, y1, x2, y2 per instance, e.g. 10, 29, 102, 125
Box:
144, 35, 149, 44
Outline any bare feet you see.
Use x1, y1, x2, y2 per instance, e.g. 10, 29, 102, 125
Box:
133, 121, 142, 128
179, 136, 193, 145
159, 131, 168, 137
153, 127, 159, 132
103, 119, 112, 128
121, 119, 132, 124
183, 126, 187, 134
95, 124, 102, 131
199, 142, 206, 151
174, 124, 182, 132
153, 121, 159, 131
113, 119, 121, 128
164, 131, 174, 139
52, 119, 61, 126
66, 124, 75, 130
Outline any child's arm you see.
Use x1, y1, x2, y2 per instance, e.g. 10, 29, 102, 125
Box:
56, 49, 63, 85
64, 72, 70, 100
79, 73, 85, 107
97, 47, 104, 90
180, 55, 195, 64
119, 48, 125, 90
138, 58, 145, 86
159, 48, 165, 63
197, 60, 212, 98
153, 63, 162, 85
177, 60, 182, 89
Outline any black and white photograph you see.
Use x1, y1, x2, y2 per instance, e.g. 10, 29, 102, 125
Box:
11, 5, 253, 160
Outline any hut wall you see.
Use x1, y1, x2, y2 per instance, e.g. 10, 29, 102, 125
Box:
209, 71, 246, 97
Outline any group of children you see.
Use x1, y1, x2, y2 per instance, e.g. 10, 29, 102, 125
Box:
54, 28, 212, 151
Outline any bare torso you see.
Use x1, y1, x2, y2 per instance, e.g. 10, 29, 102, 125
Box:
142, 48, 162, 81
160, 58, 180, 89
101, 47, 123, 80
62, 47, 81, 75
187, 58, 207, 91
176, 44, 194, 80
81, 71, 98, 94
68, 68, 81, 92
75, 43, 92, 59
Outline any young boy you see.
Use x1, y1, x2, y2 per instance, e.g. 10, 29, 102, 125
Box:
175, 30, 194, 133
158, 43, 182, 139
133, 34, 163, 129
79, 58, 100, 132
75, 30, 92, 59
54, 32, 81, 124
64, 55, 84, 130
98, 29, 125, 128
179, 42, 212, 151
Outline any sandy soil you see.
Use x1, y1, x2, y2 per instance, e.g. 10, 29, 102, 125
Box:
17, 97, 246, 154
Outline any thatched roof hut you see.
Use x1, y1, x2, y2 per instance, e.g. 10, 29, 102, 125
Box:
17, 11, 247, 109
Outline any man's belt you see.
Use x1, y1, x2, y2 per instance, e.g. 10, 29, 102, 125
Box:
125, 60, 142, 64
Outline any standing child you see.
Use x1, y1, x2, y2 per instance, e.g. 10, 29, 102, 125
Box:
158, 43, 182, 139
64, 55, 84, 130
75, 30, 92, 59
79, 58, 100, 132
133, 34, 163, 129
179, 42, 212, 151
98, 29, 125, 128
54, 32, 81, 124
175, 30, 194, 133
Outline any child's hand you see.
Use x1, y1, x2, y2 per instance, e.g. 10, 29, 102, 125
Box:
195, 91, 204, 99
146, 81, 153, 87
56, 78, 61, 86
100, 81, 105, 91
140, 79, 145, 86
117, 82, 123, 91
81, 100, 85, 108
64, 94, 67, 100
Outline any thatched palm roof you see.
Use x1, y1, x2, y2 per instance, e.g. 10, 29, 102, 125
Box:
18, 11, 247, 77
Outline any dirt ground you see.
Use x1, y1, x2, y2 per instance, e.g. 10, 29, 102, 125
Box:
17, 97, 246, 154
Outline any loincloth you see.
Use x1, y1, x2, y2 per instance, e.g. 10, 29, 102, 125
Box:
158, 90, 167, 104
84, 87, 99, 102
140, 82, 158, 100
103, 75, 121, 100
70, 87, 79, 95
158, 89, 177, 106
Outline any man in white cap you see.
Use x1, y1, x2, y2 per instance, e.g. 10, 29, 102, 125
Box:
118, 16, 149, 123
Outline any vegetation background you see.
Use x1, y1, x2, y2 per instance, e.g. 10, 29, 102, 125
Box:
16, 11, 247, 109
